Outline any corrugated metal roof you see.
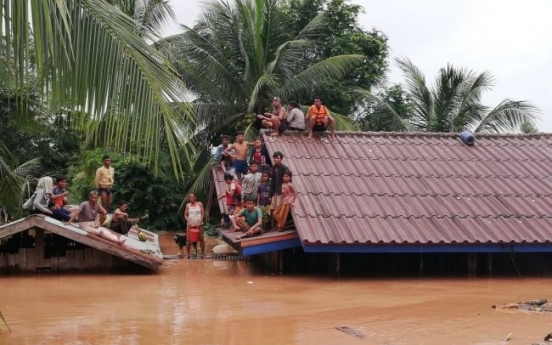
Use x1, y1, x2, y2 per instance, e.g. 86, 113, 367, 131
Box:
262, 131, 552, 246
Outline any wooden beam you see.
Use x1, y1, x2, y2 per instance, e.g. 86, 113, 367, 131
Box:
0, 217, 36, 239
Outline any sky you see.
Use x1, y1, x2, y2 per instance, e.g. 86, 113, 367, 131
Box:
161, 0, 552, 132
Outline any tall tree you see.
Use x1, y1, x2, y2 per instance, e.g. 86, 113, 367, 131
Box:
283, 0, 389, 115
160, 0, 365, 193
164, 0, 363, 136
0, 0, 195, 174
370, 58, 539, 133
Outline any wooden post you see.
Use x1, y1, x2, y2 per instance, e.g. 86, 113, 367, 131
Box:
487, 253, 493, 276
468, 253, 477, 277
34, 228, 45, 269
335, 253, 341, 277
278, 250, 283, 275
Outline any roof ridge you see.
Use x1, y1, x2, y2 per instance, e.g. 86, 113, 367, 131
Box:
264, 131, 552, 139
295, 191, 552, 198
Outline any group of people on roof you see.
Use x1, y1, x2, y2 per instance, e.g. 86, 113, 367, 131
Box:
257, 96, 337, 140
207, 97, 337, 243
24, 155, 142, 246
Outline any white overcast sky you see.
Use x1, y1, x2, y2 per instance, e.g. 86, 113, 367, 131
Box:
161, 0, 552, 132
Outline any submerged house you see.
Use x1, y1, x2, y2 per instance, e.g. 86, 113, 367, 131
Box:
0, 215, 163, 273
214, 131, 552, 274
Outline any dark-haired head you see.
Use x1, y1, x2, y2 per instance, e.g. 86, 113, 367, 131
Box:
224, 173, 234, 181
102, 155, 110, 161
272, 151, 284, 159
283, 170, 293, 178
288, 101, 299, 108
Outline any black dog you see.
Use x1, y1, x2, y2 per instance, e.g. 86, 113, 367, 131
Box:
173, 233, 198, 256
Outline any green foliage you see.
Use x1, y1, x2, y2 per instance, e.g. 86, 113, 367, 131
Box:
372, 58, 540, 133
203, 222, 219, 238
283, 0, 389, 115
69, 149, 187, 230
0, 0, 195, 175
161, 0, 364, 149
358, 84, 412, 132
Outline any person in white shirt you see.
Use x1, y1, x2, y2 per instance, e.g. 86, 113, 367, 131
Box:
286, 101, 306, 130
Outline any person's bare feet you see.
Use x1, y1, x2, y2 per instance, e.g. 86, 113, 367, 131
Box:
330, 133, 337, 141
270, 132, 280, 136
307, 133, 313, 139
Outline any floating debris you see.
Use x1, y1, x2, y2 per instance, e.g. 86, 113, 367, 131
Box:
335, 326, 365, 339
492, 298, 552, 312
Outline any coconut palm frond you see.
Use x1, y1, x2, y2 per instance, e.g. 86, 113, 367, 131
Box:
1, 0, 195, 175
278, 54, 365, 101
473, 100, 539, 133
332, 112, 359, 131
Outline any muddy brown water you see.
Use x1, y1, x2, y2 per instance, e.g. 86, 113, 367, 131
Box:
1, 234, 552, 345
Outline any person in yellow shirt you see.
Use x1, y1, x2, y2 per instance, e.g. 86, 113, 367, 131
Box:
95, 155, 115, 211
306, 97, 336, 140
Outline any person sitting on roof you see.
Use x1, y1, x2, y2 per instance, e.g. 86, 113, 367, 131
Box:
66, 190, 127, 245
257, 96, 288, 137
110, 201, 141, 235
232, 197, 264, 240
50, 176, 72, 221
214, 135, 234, 173
286, 101, 306, 131
31, 176, 71, 222
306, 97, 336, 140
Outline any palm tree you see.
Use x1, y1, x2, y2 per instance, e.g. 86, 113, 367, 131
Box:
370, 58, 539, 133
160, 0, 363, 194
0, 144, 40, 214
0, 0, 195, 175
162, 0, 363, 138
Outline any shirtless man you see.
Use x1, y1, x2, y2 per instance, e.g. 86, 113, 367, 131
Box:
306, 97, 336, 140
223, 132, 254, 180
257, 96, 288, 136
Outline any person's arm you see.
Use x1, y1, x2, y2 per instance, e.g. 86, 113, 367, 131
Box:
184, 204, 190, 225
288, 183, 297, 205
228, 182, 236, 196
66, 208, 80, 224
249, 208, 263, 231
33, 189, 52, 214
287, 109, 296, 124
95, 168, 101, 189
278, 107, 287, 121
97, 203, 107, 215
114, 208, 128, 218
223, 144, 234, 157
231, 209, 244, 230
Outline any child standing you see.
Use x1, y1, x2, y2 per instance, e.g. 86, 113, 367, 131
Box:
218, 173, 241, 227
257, 171, 272, 230
272, 171, 296, 232
241, 162, 262, 202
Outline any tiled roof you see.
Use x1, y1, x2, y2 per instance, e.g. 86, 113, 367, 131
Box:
262, 131, 552, 246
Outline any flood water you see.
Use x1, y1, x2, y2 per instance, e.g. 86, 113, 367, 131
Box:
1, 234, 552, 345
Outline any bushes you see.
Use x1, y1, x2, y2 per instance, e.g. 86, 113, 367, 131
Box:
68, 149, 187, 231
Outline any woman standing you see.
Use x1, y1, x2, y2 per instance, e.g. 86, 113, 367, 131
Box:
184, 193, 205, 258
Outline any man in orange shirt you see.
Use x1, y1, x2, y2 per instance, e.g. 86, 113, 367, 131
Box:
306, 97, 336, 140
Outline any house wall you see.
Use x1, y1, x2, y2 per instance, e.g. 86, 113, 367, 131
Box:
252, 248, 552, 277
0, 228, 140, 274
